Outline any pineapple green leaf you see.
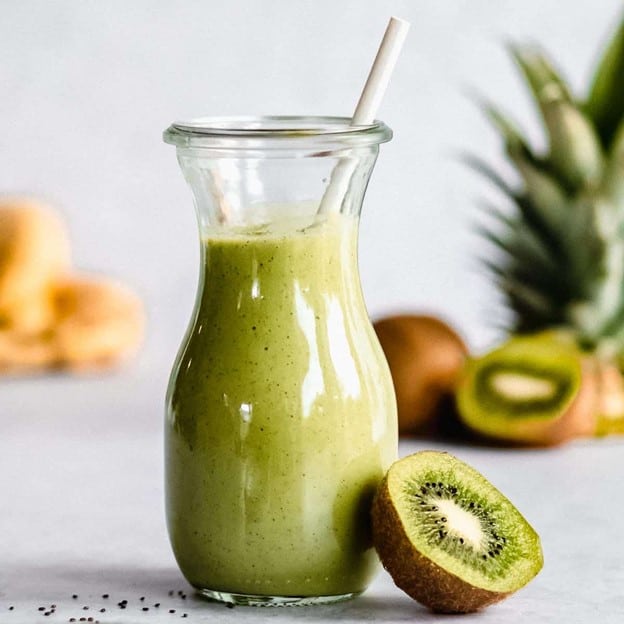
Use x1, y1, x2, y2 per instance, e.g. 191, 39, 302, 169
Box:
476, 196, 558, 257
508, 262, 567, 306
585, 17, 624, 150
542, 98, 604, 189
474, 212, 560, 278
476, 99, 570, 213
509, 43, 604, 188
506, 228, 560, 277
560, 199, 608, 297
511, 154, 568, 229
472, 179, 564, 258
474, 223, 515, 262
459, 154, 516, 198
501, 276, 556, 319
474, 97, 534, 156
473, 201, 515, 236
474, 199, 514, 224
476, 255, 506, 280
513, 195, 566, 257
476, 258, 558, 326
509, 43, 572, 107
603, 120, 624, 205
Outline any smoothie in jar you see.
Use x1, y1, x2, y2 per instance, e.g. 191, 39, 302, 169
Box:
165, 209, 397, 599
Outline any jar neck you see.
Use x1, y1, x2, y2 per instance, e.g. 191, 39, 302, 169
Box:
176, 147, 379, 231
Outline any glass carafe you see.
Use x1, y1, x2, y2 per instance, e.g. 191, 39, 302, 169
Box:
163, 117, 397, 606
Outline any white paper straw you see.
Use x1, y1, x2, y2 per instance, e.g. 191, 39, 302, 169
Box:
318, 16, 410, 214
352, 17, 410, 124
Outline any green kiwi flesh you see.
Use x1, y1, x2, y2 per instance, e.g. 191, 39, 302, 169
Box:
372, 451, 543, 613
457, 334, 584, 444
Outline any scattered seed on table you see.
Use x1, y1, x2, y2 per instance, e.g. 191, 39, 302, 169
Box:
83, 606, 89, 610
99, 608, 105, 612
69, 619, 76, 622
169, 609, 175, 613
168, 591, 174, 597
154, 603, 160, 607
182, 615, 188, 619
140, 597, 145, 602
39, 607, 46, 611
9, 607, 14, 611
142, 607, 149, 611
72, 595, 78, 600
102, 594, 109, 599
51, 605, 57, 608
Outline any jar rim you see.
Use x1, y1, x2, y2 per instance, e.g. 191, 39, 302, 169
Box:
163, 115, 392, 150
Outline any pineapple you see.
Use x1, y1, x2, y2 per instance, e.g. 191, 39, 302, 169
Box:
471, 17, 624, 435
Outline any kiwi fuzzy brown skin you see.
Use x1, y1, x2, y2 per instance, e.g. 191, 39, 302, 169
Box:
374, 315, 468, 436
372, 474, 507, 613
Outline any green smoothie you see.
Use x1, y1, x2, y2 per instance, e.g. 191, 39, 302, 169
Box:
165, 211, 397, 599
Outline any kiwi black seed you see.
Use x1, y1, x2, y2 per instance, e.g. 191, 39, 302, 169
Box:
371, 451, 543, 613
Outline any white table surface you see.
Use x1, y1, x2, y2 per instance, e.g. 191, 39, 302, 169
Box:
2, 364, 624, 624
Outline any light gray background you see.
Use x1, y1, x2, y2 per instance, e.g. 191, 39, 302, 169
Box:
2, 0, 622, 360
2, 2, 624, 623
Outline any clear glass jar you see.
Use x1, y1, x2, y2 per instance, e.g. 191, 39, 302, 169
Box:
163, 116, 397, 606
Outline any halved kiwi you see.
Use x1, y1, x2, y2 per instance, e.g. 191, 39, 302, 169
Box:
371, 451, 543, 613
456, 334, 595, 446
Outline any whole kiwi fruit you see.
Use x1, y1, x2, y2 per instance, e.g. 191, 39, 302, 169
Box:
371, 451, 543, 613
374, 315, 467, 435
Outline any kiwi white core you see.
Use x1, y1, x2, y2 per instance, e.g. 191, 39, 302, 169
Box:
433, 498, 483, 550
490, 372, 555, 401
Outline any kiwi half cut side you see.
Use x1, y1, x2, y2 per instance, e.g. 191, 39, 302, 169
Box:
457, 334, 594, 445
372, 451, 543, 613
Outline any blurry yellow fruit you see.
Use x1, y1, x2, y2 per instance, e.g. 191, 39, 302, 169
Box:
0, 198, 70, 328
0, 329, 54, 373
51, 276, 144, 370
0, 287, 56, 334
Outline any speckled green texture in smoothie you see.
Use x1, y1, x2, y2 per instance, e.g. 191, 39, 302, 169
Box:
165, 213, 397, 598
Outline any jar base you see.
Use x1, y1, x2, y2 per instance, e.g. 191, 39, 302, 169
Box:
197, 588, 360, 607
